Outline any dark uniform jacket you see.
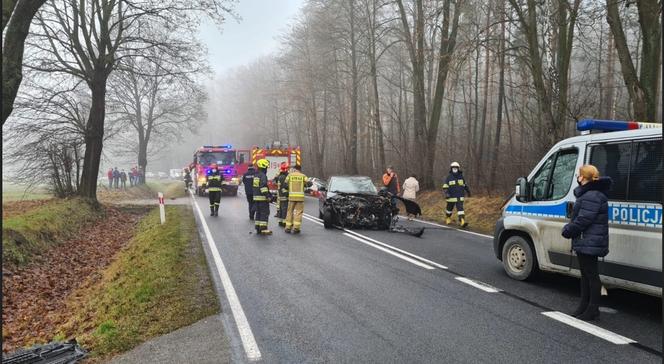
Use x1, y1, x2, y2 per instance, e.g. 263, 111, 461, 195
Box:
206, 170, 223, 191
275, 172, 289, 201
252, 170, 270, 201
242, 169, 256, 196
442, 171, 470, 201
562, 177, 612, 257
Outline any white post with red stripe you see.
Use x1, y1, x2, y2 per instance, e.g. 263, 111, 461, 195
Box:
158, 192, 166, 224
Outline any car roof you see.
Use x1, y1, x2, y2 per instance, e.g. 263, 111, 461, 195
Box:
329, 175, 372, 179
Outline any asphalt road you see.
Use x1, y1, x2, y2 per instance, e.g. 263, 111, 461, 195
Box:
190, 192, 662, 363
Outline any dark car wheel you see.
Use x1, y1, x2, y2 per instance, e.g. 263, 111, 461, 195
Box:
323, 209, 334, 229
319, 210, 324, 219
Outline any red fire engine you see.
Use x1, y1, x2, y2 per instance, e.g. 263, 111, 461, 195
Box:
190, 145, 252, 197
251, 142, 302, 192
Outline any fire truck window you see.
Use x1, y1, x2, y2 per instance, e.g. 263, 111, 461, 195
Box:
238, 152, 249, 164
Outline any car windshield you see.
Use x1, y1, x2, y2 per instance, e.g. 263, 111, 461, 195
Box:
198, 152, 235, 166
329, 177, 376, 194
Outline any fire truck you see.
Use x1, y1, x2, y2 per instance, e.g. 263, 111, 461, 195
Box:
190, 145, 252, 197
251, 142, 302, 192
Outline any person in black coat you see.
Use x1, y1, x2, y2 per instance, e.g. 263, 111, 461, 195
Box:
242, 165, 257, 220
562, 164, 611, 321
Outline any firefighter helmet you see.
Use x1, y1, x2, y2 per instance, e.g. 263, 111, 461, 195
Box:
280, 162, 289, 172
257, 159, 270, 169
450, 162, 460, 168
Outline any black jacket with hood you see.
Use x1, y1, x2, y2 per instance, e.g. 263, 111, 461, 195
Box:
562, 177, 612, 257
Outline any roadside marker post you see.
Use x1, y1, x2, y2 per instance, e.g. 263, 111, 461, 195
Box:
158, 192, 166, 224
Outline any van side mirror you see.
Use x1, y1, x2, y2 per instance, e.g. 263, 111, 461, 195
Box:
566, 201, 574, 218
515, 177, 529, 202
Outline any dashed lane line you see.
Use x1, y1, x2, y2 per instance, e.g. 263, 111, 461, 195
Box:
190, 192, 262, 361
342, 232, 435, 270
542, 312, 636, 345
454, 277, 501, 293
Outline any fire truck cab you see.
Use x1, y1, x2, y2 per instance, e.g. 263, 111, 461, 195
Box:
251, 142, 302, 192
191, 145, 251, 197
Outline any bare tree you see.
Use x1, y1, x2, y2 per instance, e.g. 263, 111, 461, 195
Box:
1, 0, 47, 124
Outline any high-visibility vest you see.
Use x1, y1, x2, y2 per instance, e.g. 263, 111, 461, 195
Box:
253, 172, 269, 201
286, 171, 307, 202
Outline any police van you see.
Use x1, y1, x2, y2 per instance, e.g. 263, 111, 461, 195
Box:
494, 120, 662, 297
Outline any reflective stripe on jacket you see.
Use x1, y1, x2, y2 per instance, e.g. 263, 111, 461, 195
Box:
275, 172, 289, 201
252, 171, 269, 201
285, 171, 307, 202
207, 171, 223, 191
442, 171, 469, 199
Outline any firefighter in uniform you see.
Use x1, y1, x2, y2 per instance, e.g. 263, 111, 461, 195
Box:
207, 163, 223, 216
284, 164, 310, 234
253, 159, 273, 235
442, 162, 470, 227
242, 165, 257, 220
275, 163, 290, 226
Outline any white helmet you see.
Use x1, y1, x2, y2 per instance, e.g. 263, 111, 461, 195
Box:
450, 162, 461, 168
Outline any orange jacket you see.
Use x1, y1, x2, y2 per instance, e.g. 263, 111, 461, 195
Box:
382, 173, 401, 194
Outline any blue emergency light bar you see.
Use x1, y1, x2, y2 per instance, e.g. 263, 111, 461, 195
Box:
577, 119, 661, 132
202, 145, 232, 149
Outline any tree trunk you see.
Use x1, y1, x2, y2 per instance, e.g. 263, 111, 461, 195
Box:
2, 0, 47, 125
477, 3, 492, 187
489, 0, 506, 191
78, 72, 108, 201
348, 0, 359, 174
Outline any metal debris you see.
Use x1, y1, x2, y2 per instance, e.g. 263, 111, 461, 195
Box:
3, 340, 87, 364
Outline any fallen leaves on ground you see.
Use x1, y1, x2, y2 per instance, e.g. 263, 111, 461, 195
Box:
2, 200, 55, 220
1, 205, 148, 353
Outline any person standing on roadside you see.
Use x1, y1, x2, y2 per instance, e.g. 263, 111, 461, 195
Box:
562, 165, 611, 321
382, 166, 400, 208
242, 165, 257, 220
113, 167, 120, 189
120, 169, 127, 189
107, 168, 114, 188
442, 162, 470, 227
402, 174, 420, 220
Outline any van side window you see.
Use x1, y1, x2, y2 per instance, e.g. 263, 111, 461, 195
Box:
531, 149, 578, 201
531, 155, 555, 200
628, 140, 662, 203
550, 150, 578, 200
589, 142, 630, 200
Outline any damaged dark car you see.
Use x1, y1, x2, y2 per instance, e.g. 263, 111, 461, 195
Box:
318, 176, 424, 236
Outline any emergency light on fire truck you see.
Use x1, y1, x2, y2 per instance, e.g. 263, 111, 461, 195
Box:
576, 119, 661, 133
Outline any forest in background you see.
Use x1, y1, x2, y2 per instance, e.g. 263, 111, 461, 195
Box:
209, 0, 661, 193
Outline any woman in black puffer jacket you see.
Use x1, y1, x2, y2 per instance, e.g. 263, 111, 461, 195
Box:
562, 164, 612, 321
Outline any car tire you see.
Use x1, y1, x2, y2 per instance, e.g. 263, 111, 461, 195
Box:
501, 235, 538, 281
319, 210, 323, 219
323, 209, 334, 229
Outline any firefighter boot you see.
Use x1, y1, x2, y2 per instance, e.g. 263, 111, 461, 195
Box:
210, 207, 215, 216
284, 228, 292, 234
214, 206, 219, 216
260, 229, 273, 235
445, 214, 452, 225
292, 228, 301, 234
460, 217, 468, 228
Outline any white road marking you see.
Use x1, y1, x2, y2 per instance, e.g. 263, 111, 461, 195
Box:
190, 192, 262, 361
454, 277, 501, 293
302, 215, 324, 226
542, 311, 636, 345
342, 233, 435, 270
342, 229, 449, 270
302, 212, 448, 270
401, 216, 493, 239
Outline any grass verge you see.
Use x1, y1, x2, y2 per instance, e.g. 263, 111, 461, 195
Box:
414, 191, 505, 235
2, 198, 102, 267
56, 206, 219, 359
2, 183, 52, 202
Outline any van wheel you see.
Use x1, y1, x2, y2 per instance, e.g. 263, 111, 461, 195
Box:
502, 235, 538, 281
